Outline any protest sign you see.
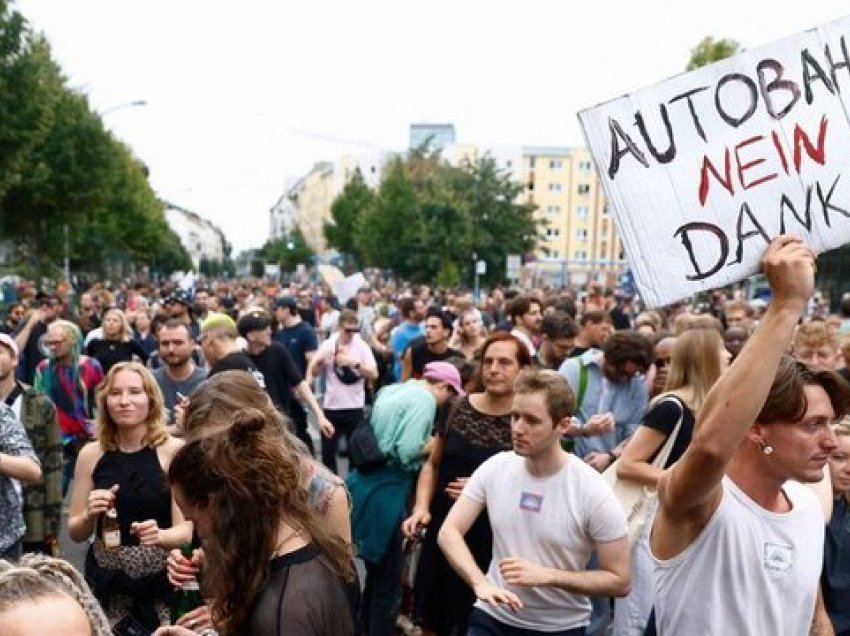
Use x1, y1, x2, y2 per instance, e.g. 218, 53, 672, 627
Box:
579, 14, 850, 307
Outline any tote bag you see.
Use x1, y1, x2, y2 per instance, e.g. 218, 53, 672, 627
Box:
601, 395, 684, 545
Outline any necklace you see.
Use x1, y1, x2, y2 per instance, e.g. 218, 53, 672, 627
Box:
271, 526, 301, 557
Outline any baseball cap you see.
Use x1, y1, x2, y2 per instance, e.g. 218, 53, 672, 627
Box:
237, 308, 272, 337
423, 361, 466, 396
165, 289, 191, 306
0, 333, 18, 357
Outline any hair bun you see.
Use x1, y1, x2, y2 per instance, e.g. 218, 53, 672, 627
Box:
229, 408, 266, 443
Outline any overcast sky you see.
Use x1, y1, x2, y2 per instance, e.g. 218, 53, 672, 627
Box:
14, 0, 850, 253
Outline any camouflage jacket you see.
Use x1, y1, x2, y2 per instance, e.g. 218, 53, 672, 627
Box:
18, 384, 62, 543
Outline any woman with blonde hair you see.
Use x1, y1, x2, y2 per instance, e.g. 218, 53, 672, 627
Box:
613, 326, 731, 635
450, 308, 487, 361
68, 361, 191, 631
0, 553, 111, 636
85, 308, 148, 375
156, 409, 356, 635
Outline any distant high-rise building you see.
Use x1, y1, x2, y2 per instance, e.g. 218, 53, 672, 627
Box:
409, 123, 456, 152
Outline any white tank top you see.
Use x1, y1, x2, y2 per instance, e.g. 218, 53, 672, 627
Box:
651, 476, 823, 635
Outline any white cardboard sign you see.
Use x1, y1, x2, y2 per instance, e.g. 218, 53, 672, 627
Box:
579, 15, 850, 307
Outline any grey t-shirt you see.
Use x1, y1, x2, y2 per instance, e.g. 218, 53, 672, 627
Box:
152, 366, 207, 422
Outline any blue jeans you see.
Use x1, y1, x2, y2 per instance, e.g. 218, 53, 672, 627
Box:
467, 608, 587, 636
360, 522, 404, 636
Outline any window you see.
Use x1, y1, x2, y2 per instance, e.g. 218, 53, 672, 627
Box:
506, 160, 512, 168
546, 205, 561, 216
550, 250, 560, 258
548, 183, 563, 192
576, 228, 588, 241
575, 250, 588, 260
549, 159, 563, 169
579, 160, 592, 171
546, 228, 561, 238
577, 184, 590, 195
529, 157, 536, 168
576, 205, 589, 219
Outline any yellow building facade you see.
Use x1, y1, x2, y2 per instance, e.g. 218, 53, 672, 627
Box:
521, 146, 626, 287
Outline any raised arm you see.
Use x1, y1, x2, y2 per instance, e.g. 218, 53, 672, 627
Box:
654, 236, 814, 550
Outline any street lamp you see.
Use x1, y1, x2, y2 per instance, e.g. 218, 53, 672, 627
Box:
100, 99, 147, 117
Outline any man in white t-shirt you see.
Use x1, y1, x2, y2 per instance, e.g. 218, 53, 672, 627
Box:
439, 368, 630, 635
650, 236, 850, 635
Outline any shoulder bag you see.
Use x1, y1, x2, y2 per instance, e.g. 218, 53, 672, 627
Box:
601, 394, 685, 545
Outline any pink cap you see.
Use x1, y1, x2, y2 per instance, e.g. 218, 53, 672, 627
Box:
423, 361, 465, 396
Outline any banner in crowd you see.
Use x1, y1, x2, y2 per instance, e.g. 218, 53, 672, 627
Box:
579, 14, 850, 306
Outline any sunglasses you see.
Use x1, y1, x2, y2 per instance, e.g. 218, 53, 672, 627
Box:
343, 328, 359, 334
655, 358, 671, 369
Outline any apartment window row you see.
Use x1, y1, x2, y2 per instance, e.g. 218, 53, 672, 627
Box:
546, 228, 561, 238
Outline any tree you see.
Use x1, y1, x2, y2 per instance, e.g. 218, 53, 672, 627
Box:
324, 167, 374, 268
456, 155, 540, 286
354, 158, 420, 277
686, 37, 741, 70
260, 227, 315, 275
339, 149, 540, 285
0, 3, 192, 280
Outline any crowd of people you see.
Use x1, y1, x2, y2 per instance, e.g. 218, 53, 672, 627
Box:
0, 236, 850, 634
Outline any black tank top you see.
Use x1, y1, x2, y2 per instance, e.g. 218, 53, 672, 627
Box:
93, 446, 172, 546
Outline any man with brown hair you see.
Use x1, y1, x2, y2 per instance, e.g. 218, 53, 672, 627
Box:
650, 237, 849, 635
439, 368, 630, 635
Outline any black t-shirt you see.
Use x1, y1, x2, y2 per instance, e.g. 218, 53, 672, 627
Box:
248, 343, 303, 415
643, 395, 694, 468
209, 351, 266, 389
408, 338, 462, 378
85, 338, 149, 376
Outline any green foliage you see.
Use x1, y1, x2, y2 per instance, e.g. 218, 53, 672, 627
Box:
324, 167, 374, 266
260, 227, 315, 274
327, 149, 540, 286
686, 37, 741, 71
0, 2, 191, 280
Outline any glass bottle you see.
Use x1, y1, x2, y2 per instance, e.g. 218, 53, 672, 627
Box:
102, 502, 121, 549
171, 543, 203, 624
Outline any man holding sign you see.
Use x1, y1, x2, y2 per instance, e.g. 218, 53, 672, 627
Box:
650, 236, 848, 634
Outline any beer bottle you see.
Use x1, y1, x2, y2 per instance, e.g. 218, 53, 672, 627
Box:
171, 543, 203, 624
102, 502, 121, 549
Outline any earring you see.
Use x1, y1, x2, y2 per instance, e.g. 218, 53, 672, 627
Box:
759, 441, 774, 455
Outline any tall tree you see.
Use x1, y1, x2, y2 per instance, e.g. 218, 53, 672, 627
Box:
354, 158, 420, 277
324, 167, 374, 267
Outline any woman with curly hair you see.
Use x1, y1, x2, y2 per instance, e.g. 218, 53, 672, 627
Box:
157, 408, 356, 636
